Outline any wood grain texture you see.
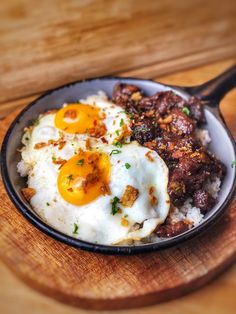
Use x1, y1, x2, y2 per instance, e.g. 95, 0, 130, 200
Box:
0, 0, 236, 104
1, 58, 235, 120
0, 257, 235, 314
0, 78, 236, 310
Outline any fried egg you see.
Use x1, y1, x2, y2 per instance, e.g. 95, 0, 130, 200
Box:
17, 92, 170, 245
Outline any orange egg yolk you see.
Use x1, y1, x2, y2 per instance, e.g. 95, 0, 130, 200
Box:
57, 151, 110, 205
55, 104, 101, 134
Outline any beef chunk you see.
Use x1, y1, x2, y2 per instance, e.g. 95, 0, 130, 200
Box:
153, 132, 201, 165
167, 151, 212, 205
188, 96, 206, 123
139, 91, 186, 115
155, 221, 191, 237
131, 117, 160, 143
112, 83, 142, 113
169, 109, 196, 135
167, 179, 187, 206
113, 83, 142, 98
210, 155, 227, 180
193, 189, 216, 214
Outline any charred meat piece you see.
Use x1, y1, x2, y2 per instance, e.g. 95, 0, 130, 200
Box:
188, 96, 206, 123
167, 151, 214, 206
153, 132, 201, 166
169, 109, 196, 135
113, 83, 142, 98
155, 220, 191, 238
209, 154, 227, 180
193, 189, 216, 214
112, 83, 142, 114
131, 117, 160, 143
139, 91, 186, 115
167, 179, 187, 206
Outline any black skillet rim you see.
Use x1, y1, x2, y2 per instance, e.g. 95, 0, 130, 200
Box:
1, 76, 236, 255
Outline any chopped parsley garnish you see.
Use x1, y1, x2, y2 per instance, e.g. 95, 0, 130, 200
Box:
110, 149, 121, 155
52, 156, 56, 162
46, 202, 50, 206
129, 113, 135, 120
67, 174, 74, 183
73, 223, 79, 235
111, 196, 120, 215
124, 214, 128, 218
125, 162, 131, 169
120, 118, 124, 127
33, 118, 39, 126
231, 160, 236, 168
76, 159, 84, 166
115, 130, 120, 136
182, 107, 190, 116
115, 141, 122, 148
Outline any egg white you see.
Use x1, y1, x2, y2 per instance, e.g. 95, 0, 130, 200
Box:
18, 93, 170, 245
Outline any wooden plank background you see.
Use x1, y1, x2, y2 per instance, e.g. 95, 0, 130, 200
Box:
0, 0, 236, 105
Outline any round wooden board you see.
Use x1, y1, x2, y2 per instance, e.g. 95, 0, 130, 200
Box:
0, 111, 236, 310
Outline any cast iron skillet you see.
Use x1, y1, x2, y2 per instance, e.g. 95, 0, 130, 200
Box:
1, 66, 236, 255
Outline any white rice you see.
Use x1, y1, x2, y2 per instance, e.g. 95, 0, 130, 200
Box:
205, 176, 221, 198
195, 128, 211, 146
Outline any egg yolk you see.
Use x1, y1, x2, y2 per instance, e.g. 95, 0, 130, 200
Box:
55, 104, 101, 134
58, 151, 110, 205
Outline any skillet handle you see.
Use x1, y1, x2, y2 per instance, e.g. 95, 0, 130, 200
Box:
183, 65, 236, 106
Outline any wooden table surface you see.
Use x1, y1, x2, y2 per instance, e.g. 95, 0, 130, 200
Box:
0, 1, 236, 313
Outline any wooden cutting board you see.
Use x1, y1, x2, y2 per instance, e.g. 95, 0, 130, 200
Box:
0, 111, 236, 310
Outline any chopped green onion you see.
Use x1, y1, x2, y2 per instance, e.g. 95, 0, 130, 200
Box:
73, 223, 79, 235
182, 107, 190, 116
231, 160, 236, 168
110, 149, 121, 156
33, 118, 39, 126
115, 141, 122, 148
120, 118, 124, 127
115, 130, 120, 136
76, 159, 84, 166
111, 196, 120, 215
125, 163, 131, 169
